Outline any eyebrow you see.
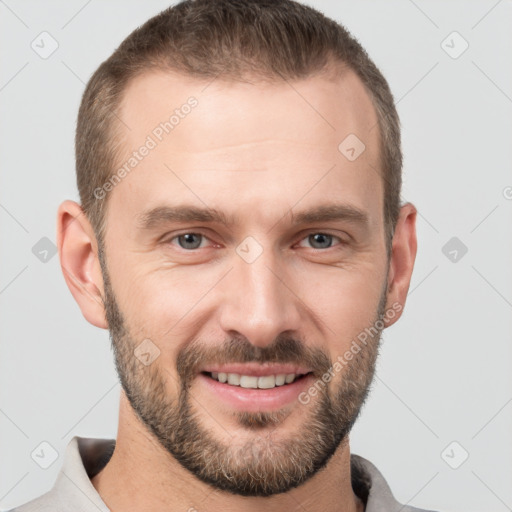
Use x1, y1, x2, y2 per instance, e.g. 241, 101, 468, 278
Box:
136, 203, 369, 231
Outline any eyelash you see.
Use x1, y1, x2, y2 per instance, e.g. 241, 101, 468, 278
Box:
164, 231, 347, 251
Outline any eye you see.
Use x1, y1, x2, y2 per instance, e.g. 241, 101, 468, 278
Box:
169, 232, 210, 250
297, 232, 344, 250
164, 231, 346, 252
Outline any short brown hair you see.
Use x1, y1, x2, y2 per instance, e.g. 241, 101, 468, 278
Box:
76, 0, 402, 256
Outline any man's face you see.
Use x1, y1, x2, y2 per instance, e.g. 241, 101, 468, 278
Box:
99, 68, 390, 496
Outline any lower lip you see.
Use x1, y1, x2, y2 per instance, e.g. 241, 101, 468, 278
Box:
197, 372, 315, 412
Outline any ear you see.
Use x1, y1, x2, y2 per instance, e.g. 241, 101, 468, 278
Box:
56, 200, 108, 329
383, 202, 417, 328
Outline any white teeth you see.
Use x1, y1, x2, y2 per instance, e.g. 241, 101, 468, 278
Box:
257, 375, 276, 389
285, 374, 296, 384
275, 374, 286, 386
240, 375, 258, 388
228, 373, 240, 386
208, 372, 304, 388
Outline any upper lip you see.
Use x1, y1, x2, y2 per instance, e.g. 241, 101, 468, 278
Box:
200, 363, 312, 377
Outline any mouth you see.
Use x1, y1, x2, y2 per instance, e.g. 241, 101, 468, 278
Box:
200, 370, 313, 389
197, 369, 315, 412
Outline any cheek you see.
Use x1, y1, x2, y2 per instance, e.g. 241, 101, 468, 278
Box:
114, 261, 214, 344
296, 264, 385, 347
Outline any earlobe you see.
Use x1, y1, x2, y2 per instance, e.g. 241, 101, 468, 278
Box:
383, 202, 418, 328
57, 200, 108, 329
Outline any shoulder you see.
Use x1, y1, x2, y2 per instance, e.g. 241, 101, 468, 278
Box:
5, 489, 65, 512
6, 436, 114, 512
351, 454, 442, 512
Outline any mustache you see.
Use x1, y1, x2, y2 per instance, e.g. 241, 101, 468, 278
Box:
176, 334, 332, 384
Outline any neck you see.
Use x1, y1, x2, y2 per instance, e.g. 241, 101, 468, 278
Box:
91, 393, 365, 512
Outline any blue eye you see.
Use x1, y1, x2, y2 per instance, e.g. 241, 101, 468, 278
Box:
166, 231, 344, 252
310, 233, 332, 249
175, 233, 205, 250
299, 233, 342, 249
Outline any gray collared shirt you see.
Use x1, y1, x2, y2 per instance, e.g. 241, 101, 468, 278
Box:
9, 436, 439, 512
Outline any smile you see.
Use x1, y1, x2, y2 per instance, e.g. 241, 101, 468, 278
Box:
204, 371, 311, 389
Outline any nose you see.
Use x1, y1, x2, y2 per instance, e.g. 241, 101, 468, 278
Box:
218, 245, 302, 349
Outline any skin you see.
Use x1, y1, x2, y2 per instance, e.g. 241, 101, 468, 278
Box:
57, 67, 417, 512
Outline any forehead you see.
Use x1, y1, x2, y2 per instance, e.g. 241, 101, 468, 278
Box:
117, 67, 379, 152
109, 68, 383, 232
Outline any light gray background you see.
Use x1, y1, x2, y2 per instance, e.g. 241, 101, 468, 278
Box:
1, 1, 511, 510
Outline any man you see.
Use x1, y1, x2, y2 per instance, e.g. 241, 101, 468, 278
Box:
11, 0, 438, 510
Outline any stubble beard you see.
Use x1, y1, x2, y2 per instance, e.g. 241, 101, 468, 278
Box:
98, 243, 387, 497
